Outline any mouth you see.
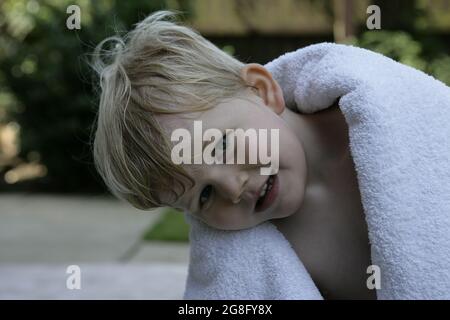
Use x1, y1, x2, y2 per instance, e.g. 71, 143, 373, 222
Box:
254, 174, 279, 213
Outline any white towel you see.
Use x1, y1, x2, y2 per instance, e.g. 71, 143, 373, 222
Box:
183, 214, 322, 299
183, 42, 450, 299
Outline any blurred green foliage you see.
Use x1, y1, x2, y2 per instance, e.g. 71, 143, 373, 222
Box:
356, 0, 450, 85
0, 0, 193, 192
356, 31, 450, 85
357, 31, 427, 70
143, 208, 189, 242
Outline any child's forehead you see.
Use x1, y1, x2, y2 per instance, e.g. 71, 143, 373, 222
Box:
156, 93, 259, 134
157, 106, 229, 131
157, 111, 206, 132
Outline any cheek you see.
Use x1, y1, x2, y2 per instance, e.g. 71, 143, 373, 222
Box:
278, 163, 307, 217
277, 139, 307, 214
206, 204, 256, 230
210, 209, 243, 229
279, 131, 304, 165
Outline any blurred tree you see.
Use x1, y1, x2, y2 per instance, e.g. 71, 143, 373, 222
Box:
357, 31, 427, 70
355, 0, 450, 86
332, 0, 355, 43
0, 0, 193, 193
370, 0, 426, 32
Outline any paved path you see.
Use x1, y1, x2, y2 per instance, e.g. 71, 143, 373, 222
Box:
0, 263, 187, 299
0, 194, 190, 299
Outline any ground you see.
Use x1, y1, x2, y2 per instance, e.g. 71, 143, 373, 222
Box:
0, 194, 190, 299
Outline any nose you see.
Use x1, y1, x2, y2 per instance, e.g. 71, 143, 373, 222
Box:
213, 169, 249, 204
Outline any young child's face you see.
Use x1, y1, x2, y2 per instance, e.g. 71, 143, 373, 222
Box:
160, 88, 308, 230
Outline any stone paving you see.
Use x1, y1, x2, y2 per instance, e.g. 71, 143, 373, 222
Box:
0, 194, 190, 299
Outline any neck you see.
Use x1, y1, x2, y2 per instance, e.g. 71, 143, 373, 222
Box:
280, 102, 350, 185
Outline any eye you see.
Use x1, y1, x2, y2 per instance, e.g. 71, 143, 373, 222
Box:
199, 185, 213, 208
221, 134, 227, 151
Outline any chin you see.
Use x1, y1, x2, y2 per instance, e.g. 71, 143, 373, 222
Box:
269, 202, 297, 220
278, 207, 298, 219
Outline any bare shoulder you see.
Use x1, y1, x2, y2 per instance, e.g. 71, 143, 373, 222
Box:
272, 182, 375, 299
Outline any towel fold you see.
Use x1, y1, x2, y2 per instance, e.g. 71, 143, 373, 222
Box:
184, 43, 450, 300
183, 214, 323, 299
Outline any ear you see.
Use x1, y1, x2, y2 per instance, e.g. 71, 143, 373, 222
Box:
240, 63, 285, 115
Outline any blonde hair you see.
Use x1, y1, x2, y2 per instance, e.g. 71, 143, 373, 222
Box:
91, 10, 250, 209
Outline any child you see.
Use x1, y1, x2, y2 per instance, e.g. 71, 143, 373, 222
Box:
92, 10, 374, 299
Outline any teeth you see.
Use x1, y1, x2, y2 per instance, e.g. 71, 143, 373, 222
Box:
256, 176, 276, 209
258, 176, 275, 200
259, 182, 268, 198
